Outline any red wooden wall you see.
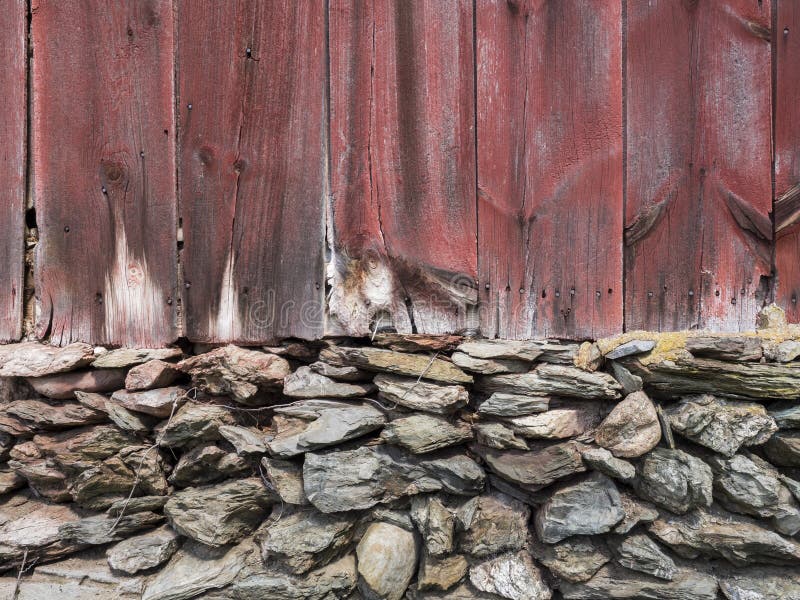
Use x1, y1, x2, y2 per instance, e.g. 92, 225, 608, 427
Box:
0, 0, 797, 345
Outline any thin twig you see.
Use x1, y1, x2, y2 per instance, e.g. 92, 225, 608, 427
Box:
11, 549, 36, 600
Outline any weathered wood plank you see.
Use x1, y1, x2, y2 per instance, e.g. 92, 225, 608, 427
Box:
328, 0, 477, 337
476, 0, 623, 340
32, 0, 178, 347
775, 0, 800, 322
625, 0, 772, 332
0, 0, 25, 342
178, 0, 326, 343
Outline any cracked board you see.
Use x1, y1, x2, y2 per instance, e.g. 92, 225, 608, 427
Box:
32, 0, 179, 347
0, 0, 25, 342
625, 0, 772, 332
775, 0, 800, 322
328, 0, 477, 337
178, 0, 326, 343
476, 0, 623, 340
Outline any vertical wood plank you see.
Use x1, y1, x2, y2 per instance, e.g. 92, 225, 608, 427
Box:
328, 0, 477, 336
32, 0, 178, 347
0, 0, 25, 342
775, 0, 800, 322
625, 0, 772, 332
476, 0, 623, 340
178, 0, 326, 343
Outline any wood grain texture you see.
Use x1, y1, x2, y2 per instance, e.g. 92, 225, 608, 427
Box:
0, 0, 25, 342
178, 0, 326, 343
328, 0, 477, 337
625, 0, 773, 332
775, 0, 800, 322
476, 0, 623, 340
32, 0, 178, 347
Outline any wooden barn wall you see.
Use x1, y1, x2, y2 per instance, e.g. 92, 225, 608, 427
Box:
0, 0, 795, 346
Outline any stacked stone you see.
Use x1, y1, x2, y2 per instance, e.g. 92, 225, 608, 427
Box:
0, 309, 800, 598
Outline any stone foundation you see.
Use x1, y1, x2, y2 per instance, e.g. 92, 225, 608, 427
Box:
2, 309, 800, 598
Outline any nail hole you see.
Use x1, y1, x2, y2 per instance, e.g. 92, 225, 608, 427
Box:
688, 290, 694, 296
541, 289, 547, 298
715, 289, 720, 297
608, 288, 613, 294
519, 288, 524, 294
63, 226, 70, 233
647, 291, 653, 298
187, 103, 193, 110
785, 27, 790, 35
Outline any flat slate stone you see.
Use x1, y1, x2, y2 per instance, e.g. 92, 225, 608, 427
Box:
320, 345, 472, 384
0, 342, 95, 377
474, 422, 529, 451
451, 352, 530, 375
125, 360, 182, 391
112, 387, 187, 418
560, 564, 717, 600
28, 368, 126, 399
106, 525, 179, 575
474, 441, 586, 492
374, 373, 469, 414
604, 339, 656, 360
93, 347, 182, 369
5, 399, 107, 429
534, 473, 624, 544
505, 401, 604, 440
530, 536, 611, 584
381, 414, 472, 454
477, 393, 550, 417
282, 366, 374, 398
609, 533, 677, 581
685, 335, 763, 361
478, 364, 621, 400
635, 448, 713, 514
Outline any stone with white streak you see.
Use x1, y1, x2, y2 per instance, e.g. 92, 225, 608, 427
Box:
469, 552, 552, 600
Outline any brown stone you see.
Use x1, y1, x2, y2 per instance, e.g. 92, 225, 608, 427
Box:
27, 368, 126, 399
125, 360, 182, 391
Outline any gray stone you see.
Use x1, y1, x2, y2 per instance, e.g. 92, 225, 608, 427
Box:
107, 495, 169, 517
650, 507, 800, 566
112, 386, 187, 418
664, 395, 777, 457
230, 553, 357, 600
410, 495, 456, 556
474, 441, 586, 492
168, 443, 250, 487
610, 533, 677, 580
708, 452, 800, 535
372, 333, 463, 354
535, 473, 624, 544
560, 564, 718, 600
478, 364, 621, 400
474, 422, 529, 450
685, 335, 763, 361
469, 552, 552, 600
635, 448, 713, 514
125, 360, 182, 391
267, 400, 386, 457
107, 525, 179, 574
59, 511, 164, 546
609, 361, 643, 394
28, 547, 145, 596
107, 401, 158, 434
219, 424, 267, 455
764, 431, 800, 466
357, 522, 418, 600
164, 478, 273, 546
309, 360, 371, 381
506, 401, 604, 439
614, 491, 659, 534
457, 493, 529, 557
764, 339, 800, 363
4, 399, 107, 429
156, 403, 236, 448
0, 467, 25, 495
477, 393, 550, 417
178, 345, 291, 404
283, 366, 374, 398
258, 509, 355, 574
261, 457, 308, 505
594, 391, 660, 458
320, 345, 472, 384
382, 414, 472, 453
374, 373, 469, 414
142, 540, 253, 600
451, 352, 530, 375
0, 342, 94, 377
581, 446, 635, 482
605, 339, 656, 360
718, 567, 800, 600
769, 402, 800, 429
27, 368, 126, 399
303, 446, 484, 513
456, 340, 545, 362
418, 554, 469, 592
530, 536, 611, 583
93, 347, 182, 369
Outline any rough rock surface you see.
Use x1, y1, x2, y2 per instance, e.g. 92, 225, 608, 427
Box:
530, 536, 611, 583
28, 368, 127, 399
610, 533, 677, 580
125, 360, 182, 391
635, 448, 713, 514
478, 364, 621, 400
282, 365, 374, 398
560, 564, 718, 600
178, 345, 290, 403
94, 348, 182, 369
505, 401, 604, 440
475, 441, 586, 491
457, 493, 529, 557
382, 414, 472, 453
475, 422, 529, 450
374, 373, 469, 413
107, 526, 180, 575
451, 352, 529, 375
594, 391, 661, 457
112, 387, 187, 418
665, 394, 777, 456
469, 552, 551, 600
477, 392, 550, 417
535, 473, 625, 543
321, 345, 472, 384
0, 342, 94, 377
581, 446, 636, 482
357, 522, 417, 600
164, 478, 272, 546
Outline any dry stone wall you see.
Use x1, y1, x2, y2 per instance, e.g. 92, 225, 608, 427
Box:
1, 307, 800, 598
